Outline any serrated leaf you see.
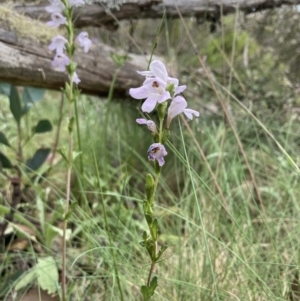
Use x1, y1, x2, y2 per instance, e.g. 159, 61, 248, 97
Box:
36, 256, 58, 295
26, 148, 51, 171
0, 83, 11, 96
0, 152, 13, 168
14, 268, 36, 291
9, 86, 22, 124
0, 131, 11, 147
33, 119, 53, 134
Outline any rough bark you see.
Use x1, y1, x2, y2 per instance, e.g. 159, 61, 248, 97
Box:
12, 0, 300, 29
0, 26, 155, 96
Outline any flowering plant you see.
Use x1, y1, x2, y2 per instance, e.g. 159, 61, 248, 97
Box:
130, 60, 199, 300
45, 1, 92, 300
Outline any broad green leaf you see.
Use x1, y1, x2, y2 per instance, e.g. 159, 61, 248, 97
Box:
36, 256, 58, 295
9, 86, 22, 124
33, 119, 53, 134
0, 152, 13, 168
26, 148, 51, 171
14, 268, 36, 291
0, 83, 11, 96
0, 131, 11, 147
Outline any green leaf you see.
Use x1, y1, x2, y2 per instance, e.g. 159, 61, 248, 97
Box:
9, 85, 22, 124
14, 268, 36, 291
145, 213, 153, 225
0, 83, 11, 96
149, 276, 158, 296
33, 119, 53, 134
142, 231, 148, 241
0, 131, 11, 147
156, 244, 168, 261
36, 256, 58, 295
145, 173, 155, 202
26, 148, 51, 171
0, 152, 13, 168
141, 285, 149, 301
140, 277, 157, 301
22, 87, 45, 113
151, 218, 158, 241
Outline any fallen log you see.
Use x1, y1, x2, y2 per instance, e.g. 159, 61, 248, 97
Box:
12, 0, 300, 29
0, 23, 156, 96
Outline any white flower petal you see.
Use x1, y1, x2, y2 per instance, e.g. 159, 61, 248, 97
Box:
175, 85, 186, 95
129, 86, 151, 99
137, 70, 153, 77
167, 76, 179, 87
157, 91, 171, 103
136, 118, 148, 125
141, 96, 159, 113
150, 60, 168, 81
183, 109, 200, 120
168, 96, 187, 120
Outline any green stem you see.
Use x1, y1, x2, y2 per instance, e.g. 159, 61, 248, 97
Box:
144, 116, 164, 291
73, 98, 83, 175
146, 260, 156, 287
61, 2, 75, 300
61, 108, 73, 301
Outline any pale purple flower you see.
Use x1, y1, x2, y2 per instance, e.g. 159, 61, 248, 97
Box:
48, 35, 68, 53
76, 32, 92, 53
147, 143, 167, 167
129, 77, 171, 113
69, 0, 85, 7
136, 118, 158, 134
45, 0, 64, 13
71, 72, 81, 84
166, 95, 199, 128
175, 85, 186, 95
183, 108, 200, 120
138, 60, 179, 87
47, 12, 67, 27
51, 53, 70, 71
